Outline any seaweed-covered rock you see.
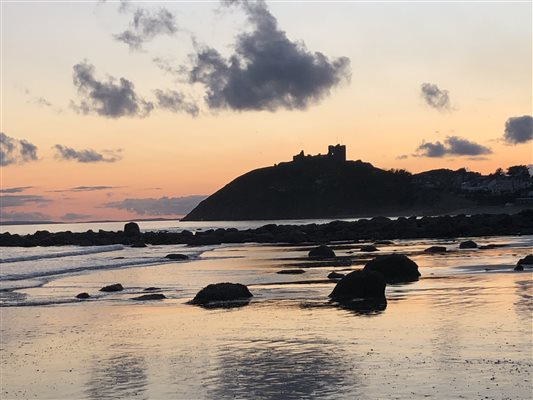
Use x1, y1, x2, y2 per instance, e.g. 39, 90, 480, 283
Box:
165, 254, 189, 260
329, 270, 386, 300
190, 283, 253, 305
276, 269, 305, 275
327, 272, 345, 280
363, 254, 420, 283
459, 240, 478, 249
424, 246, 447, 253
131, 293, 166, 301
308, 245, 335, 259
99, 283, 124, 292
143, 287, 161, 291
76, 292, 90, 299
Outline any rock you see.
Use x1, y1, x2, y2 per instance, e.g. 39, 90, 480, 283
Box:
514, 264, 524, 272
76, 292, 90, 299
479, 244, 508, 250
190, 283, 253, 305
328, 272, 345, 279
99, 283, 124, 292
459, 240, 478, 249
329, 270, 386, 300
131, 293, 166, 301
424, 246, 447, 253
276, 269, 306, 275
165, 253, 189, 260
143, 287, 161, 291
517, 255, 533, 266
374, 240, 393, 245
363, 254, 420, 283
124, 222, 140, 236
308, 245, 336, 259
360, 245, 379, 252
131, 241, 147, 248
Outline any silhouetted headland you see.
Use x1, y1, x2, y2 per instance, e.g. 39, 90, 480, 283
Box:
183, 145, 533, 221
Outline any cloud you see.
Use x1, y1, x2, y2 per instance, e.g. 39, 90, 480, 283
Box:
154, 89, 199, 116
54, 145, 123, 163
1, 195, 50, 208
71, 61, 153, 118
51, 185, 120, 193
503, 115, 532, 144
396, 154, 409, 160
0, 186, 33, 194
61, 213, 92, 221
420, 82, 452, 111
104, 195, 207, 216
0, 132, 39, 166
185, 0, 350, 111
0, 211, 51, 222
415, 136, 492, 158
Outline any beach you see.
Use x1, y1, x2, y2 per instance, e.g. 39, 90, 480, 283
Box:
1, 231, 531, 399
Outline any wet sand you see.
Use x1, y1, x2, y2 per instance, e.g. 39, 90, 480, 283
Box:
1, 237, 532, 399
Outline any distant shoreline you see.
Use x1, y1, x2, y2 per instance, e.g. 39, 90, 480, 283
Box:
1, 209, 531, 247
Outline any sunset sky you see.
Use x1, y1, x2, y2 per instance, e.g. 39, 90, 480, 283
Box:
1, 0, 532, 222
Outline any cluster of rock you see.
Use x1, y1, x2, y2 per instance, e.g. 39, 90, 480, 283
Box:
75, 282, 167, 301
2, 210, 532, 247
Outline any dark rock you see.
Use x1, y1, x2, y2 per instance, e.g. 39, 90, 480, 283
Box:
76, 292, 90, 299
479, 244, 509, 250
190, 283, 253, 305
131, 293, 166, 301
329, 270, 386, 300
131, 241, 147, 248
459, 240, 478, 249
424, 246, 447, 253
360, 245, 379, 252
363, 254, 420, 283
514, 264, 524, 271
308, 245, 336, 259
165, 253, 189, 260
374, 240, 394, 245
144, 287, 161, 291
517, 255, 533, 266
276, 269, 306, 275
99, 283, 124, 292
327, 272, 345, 279
124, 222, 140, 236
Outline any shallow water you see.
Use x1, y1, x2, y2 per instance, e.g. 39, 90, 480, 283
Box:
1, 235, 532, 399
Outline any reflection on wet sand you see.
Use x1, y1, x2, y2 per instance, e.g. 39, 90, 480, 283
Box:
514, 279, 533, 321
85, 352, 148, 400
209, 339, 360, 400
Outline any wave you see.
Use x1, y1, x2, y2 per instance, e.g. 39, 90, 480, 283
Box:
0, 244, 125, 263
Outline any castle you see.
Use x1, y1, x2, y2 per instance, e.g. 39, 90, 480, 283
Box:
292, 144, 346, 163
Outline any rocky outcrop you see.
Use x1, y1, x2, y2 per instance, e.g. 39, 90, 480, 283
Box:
124, 222, 140, 236
363, 254, 420, 283
190, 283, 253, 305
329, 270, 386, 300
99, 283, 124, 292
308, 245, 336, 259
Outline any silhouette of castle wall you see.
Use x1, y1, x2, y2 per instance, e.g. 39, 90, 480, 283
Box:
293, 144, 346, 162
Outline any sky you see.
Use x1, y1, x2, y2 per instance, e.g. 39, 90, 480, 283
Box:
1, 0, 532, 222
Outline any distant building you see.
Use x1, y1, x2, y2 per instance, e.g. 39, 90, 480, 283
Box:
293, 144, 346, 163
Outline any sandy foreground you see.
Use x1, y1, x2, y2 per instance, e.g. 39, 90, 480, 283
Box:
1, 238, 532, 399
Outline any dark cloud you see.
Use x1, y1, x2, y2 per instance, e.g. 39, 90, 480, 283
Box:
1, 195, 50, 208
0, 186, 33, 194
503, 115, 533, 144
0, 132, 39, 166
61, 213, 92, 221
72, 61, 153, 118
153, 57, 182, 76
415, 136, 492, 158
420, 82, 451, 111
114, 8, 177, 51
0, 211, 51, 222
154, 89, 199, 116
51, 185, 120, 193
104, 195, 207, 216
54, 145, 123, 163
185, 0, 350, 111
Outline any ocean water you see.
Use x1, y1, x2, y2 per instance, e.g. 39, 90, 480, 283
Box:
1, 223, 532, 399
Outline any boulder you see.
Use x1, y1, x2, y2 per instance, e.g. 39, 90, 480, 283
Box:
276, 269, 305, 275
131, 294, 166, 301
76, 292, 90, 299
99, 283, 124, 292
143, 287, 161, 291
124, 222, 140, 236
165, 253, 189, 260
360, 245, 379, 252
424, 246, 447, 253
328, 272, 345, 280
329, 270, 386, 300
190, 283, 253, 305
459, 240, 478, 249
308, 245, 336, 259
363, 254, 420, 283
517, 255, 533, 266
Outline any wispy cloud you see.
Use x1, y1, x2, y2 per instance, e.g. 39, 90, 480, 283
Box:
61, 213, 92, 221
0, 132, 38, 166
104, 195, 207, 215
1, 195, 50, 208
503, 115, 532, 144
0, 211, 51, 222
53, 145, 123, 163
0, 186, 33, 194
51, 185, 121, 193
415, 136, 492, 158
420, 82, 452, 111
71, 61, 153, 118
154, 89, 199, 116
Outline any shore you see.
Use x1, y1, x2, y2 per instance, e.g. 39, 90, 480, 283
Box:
1, 210, 532, 247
